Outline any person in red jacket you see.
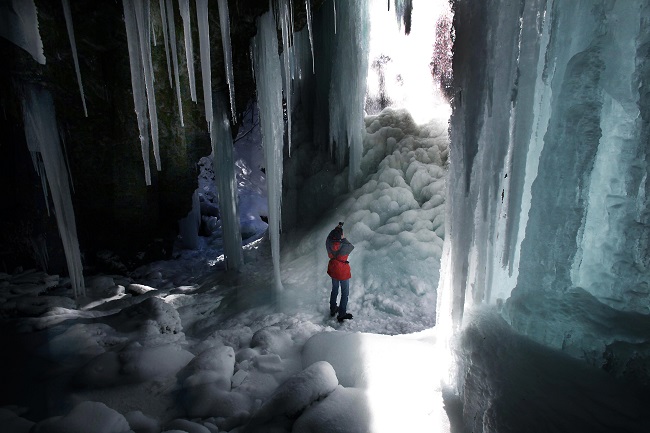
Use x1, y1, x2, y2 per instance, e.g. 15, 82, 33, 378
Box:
326, 222, 355, 322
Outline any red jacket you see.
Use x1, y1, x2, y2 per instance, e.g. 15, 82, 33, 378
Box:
326, 235, 354, 280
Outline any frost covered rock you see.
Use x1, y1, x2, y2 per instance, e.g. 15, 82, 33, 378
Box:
164, 419, 210, 433
124, 410, 159, 433
33, 401, 131, 433
250, 326, 294, 357
126, 283, 157, 295
0, 408, 34, 433
180, 345, 235, 391
243, 361, 338, 432
292, 387, 371, 433
109, 296, 182, 337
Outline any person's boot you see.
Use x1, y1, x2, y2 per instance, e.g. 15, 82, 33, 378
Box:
337, 313, 353, 323
330, 306, 338, 317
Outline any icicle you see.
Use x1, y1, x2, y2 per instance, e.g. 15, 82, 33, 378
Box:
0, 0, 46, 64
134, 0, 161, 171
59, 126, 75, 194
217, 0, 237, 121
305, 0, 315, 73
166, 0, 185, 126
333, 0, 337, 34
328, 1, 369, 189
276, 0, 293, 154
253, 7, 285, 291
196, 0, 213, 134
22, 85, 85, 299
61, 0, 88, 117
159, 0, 173, 87
123, 0, 152, 184
212, 100, 244, 270
179, 0, 197, 102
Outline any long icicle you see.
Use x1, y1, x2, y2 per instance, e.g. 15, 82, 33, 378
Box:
159, 0, 173, 87
277, 0, 292, 155
196, 0, 213, 134
217, 0, 237, 121
165, 0, 184, 126
134, 0, 161, 171
305, 0, 315, 73
123, 0, 152, 184
61, 0, 88, 117
179, 0, 197, 102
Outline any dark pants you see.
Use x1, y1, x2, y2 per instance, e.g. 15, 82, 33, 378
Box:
330, 278, 349, 317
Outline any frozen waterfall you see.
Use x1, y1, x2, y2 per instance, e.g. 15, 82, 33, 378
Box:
253, 8, 285, 291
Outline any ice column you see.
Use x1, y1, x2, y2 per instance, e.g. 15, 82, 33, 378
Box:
123, 0, 152, 185
179, 0, 197, 102
159, 0, 173, 87
61, 0, 88, 117
253, 8, 285, 290
212, 101, 244, 270
196, 0, 213, 134
165, 0, 184, 126
217, 0, 237, 121
328, 0, 370, 189
22, 85, 85, 299
277, 0, 293, 154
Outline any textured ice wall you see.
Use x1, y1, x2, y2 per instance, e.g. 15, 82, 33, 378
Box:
448, 0, 650, 386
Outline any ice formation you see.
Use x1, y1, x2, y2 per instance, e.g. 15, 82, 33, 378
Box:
0, 0, 45, 64
61, 0, 88, 117
22, 85, 85, 299
328, 1, 370, 189
179, 0, 197, 102
217, 0, 237, 121
304, 0, 315, 73
252, 8, 285, 290
277, 0, 293, 154
158, 0, 173, 87
165, 0, 184, 126
212, 102, 244, 270
131, 0, 161, 171
446, 0, 650, 411
122, 0, 152, 185
196, 0, 213, 134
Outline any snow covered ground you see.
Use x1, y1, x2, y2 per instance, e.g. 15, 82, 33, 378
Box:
0, 108, 454, 433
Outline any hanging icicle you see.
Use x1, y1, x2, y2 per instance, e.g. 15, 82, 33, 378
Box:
134, 0, 161, 171
305, 0, 315, 73
179, 0, 198, 102
252, 6, 285, 291
276, 0, 293, 155
159, 0, 173, 87
61, 0, 88, 117
217, 0, 237, 121
22, 85, 86, 299
165, 0, 184, 126
196, 0, 213, 134
123, 0, 152, 185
